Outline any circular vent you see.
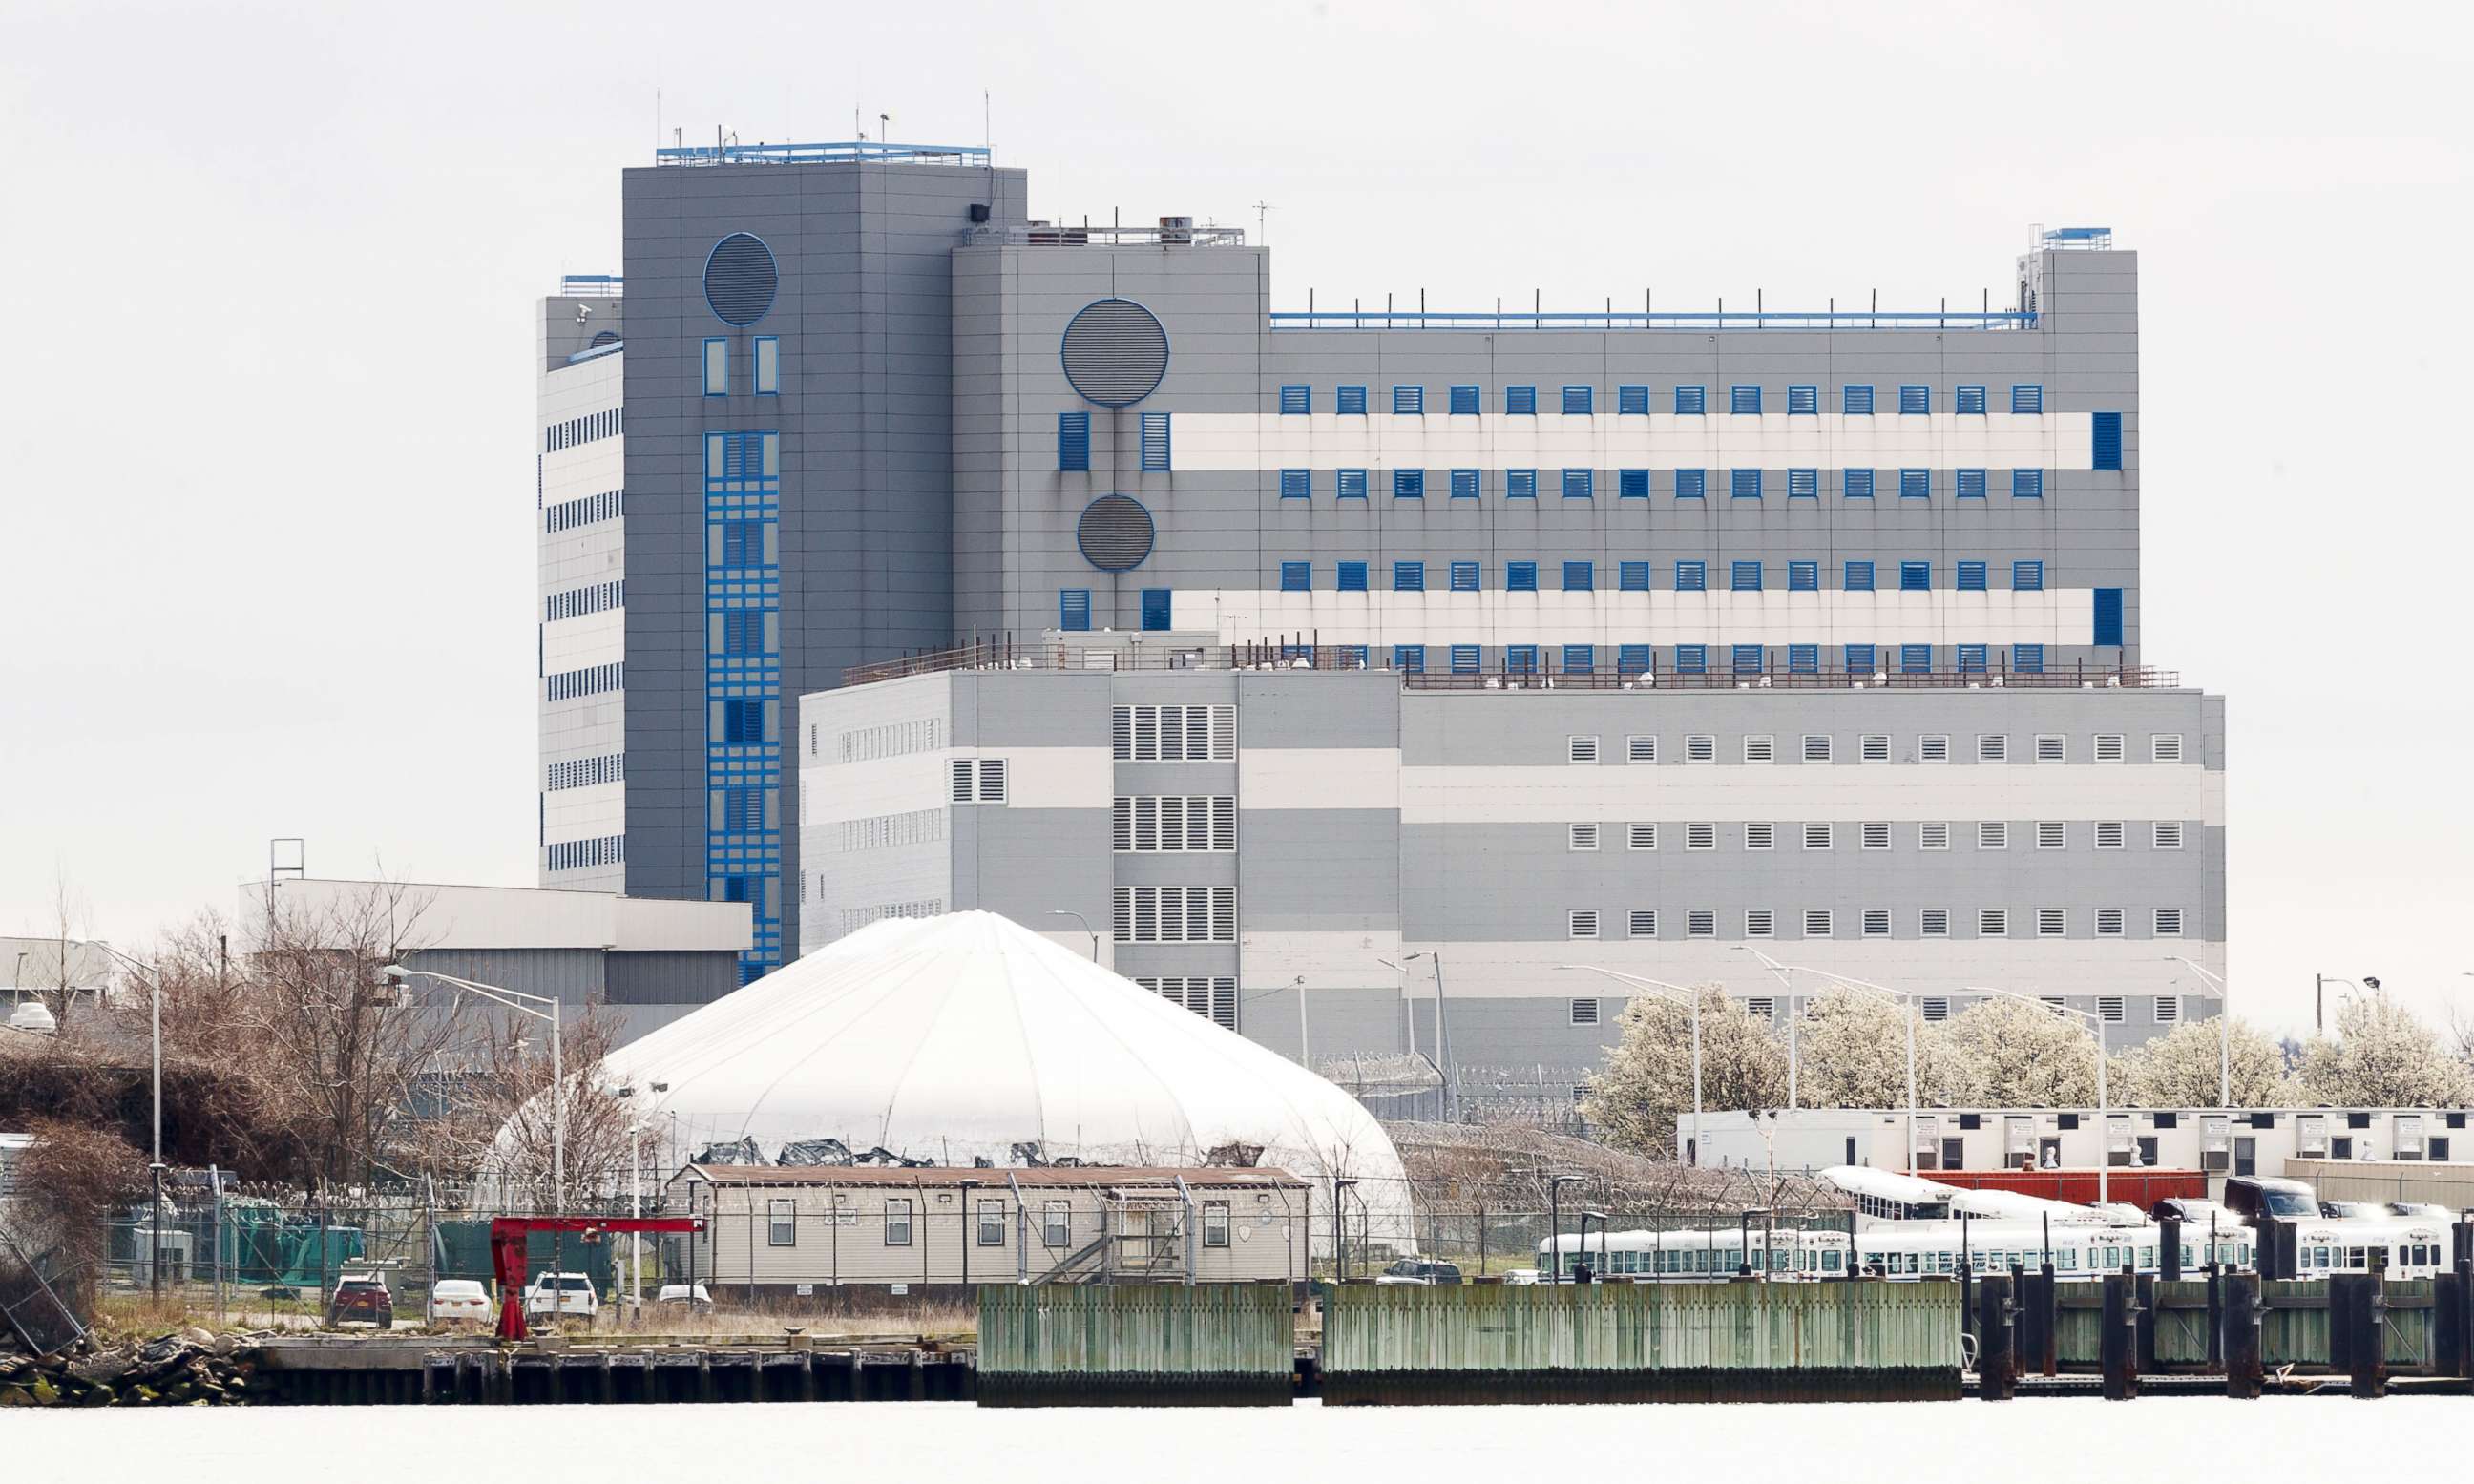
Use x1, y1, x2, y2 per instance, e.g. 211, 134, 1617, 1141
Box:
703, 233, 778, 326
1077, 494, 1155, 572
589, 329, 619, 347
1059, 298, 1168, 407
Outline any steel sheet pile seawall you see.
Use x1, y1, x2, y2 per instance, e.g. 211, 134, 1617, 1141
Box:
975, 1285, 1295, 1407
1321, 1281, 1963, 1405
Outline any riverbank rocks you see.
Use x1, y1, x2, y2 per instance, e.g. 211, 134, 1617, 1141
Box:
0, 1330, 259, 1406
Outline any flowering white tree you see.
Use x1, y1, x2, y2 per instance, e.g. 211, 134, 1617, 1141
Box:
2110, 1017, 2292, 1107
1937, 997, 2102, 1106
1793, 987, 1973, 1108
1580, 986, 1788, 1158
2299, 993, 2474, 1106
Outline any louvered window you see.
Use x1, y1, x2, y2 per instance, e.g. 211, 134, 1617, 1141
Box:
1730, 385, 1762, 414
1450, 469, 1478, 499
1562, 469, 1593, 500
1394, 469, 1424, 499
1112, 797, 1237, 852
1618, 644, 1652, 676
1979, 821, 2009, 849
1686, 823, 1717, 850
1617, 469, 1649, 499
1627, 736, 1656, 763
2038, 909, 2067, 937
1745, 823, 1774, 850
2096, 822, 2125, 849
1449, 645, 1480, 674
1804, 909, 1833, 937
1804, 824, 1832, 850
1394, 561, 1425, 592
1140, 412, 1171, 470
1112, 886, 1237, 943
1450, 561, 1479, 592
1279, 469, 1309, 500
1861, 822, 1890, 850
1744, 735, 1774, 763
1956, 385, 1987, 415
2095, 734, 2126, 762
1731, 469, 1762, 500
1788, 644, 1818, 674
1899, 469, 1930, 500
1617, 384, 1649, 414
1686, 735, 1714, 762
1788, 468, 1818, 499
1569, 823, 1600, 851
2036, 735, 2065, 763
1059, 589, 1092, 631
1844, 385, 1875, 414
1507, 561, 1538, 592
1562, 385, 1593, 414
2092, 412, 2123, 470
2153, 821, 2185, 849
1844, 468, 1876, 499
1393, 385, 1424, 414
2155, 996, 2181, 1024
1506, 470, 1537, 499
1279, 561, 1310, 592
1674, 385, 1706, 414
2038, 821, 2066, 849
1979, 909, 2009, 937
1919, 823, 1951, 850
1563, 560, 1594, 592
2152, 734, 2185, 763
1569, 996, 1600, 1024
1627, 909, 1657, 938
2014, 644, 2044, 674
1675, 561, 1706, 592
1279, 385, 1310, 414
1627, 824, 1656, 850
1336, 469, 1368, 499
1802, 734, 1831, 762
1448, 385, 1479, 414
1861, 735, 1889, 762
1958, 644, 1988, 673
1336, 385, 1367, 414
1110, 705, 1236, 761
1674, 644, 1706, 674
2014, 560, 2045, 592
2099, 995, 2127, 1022
1057, 412, 1090, 470
1745, 909, 1775, 938
1567, 910, 1599, 940
1956, 469, 1987, 499
1900, 643, 1932, 673
1919, 735, 1950, 761
1845, 560, 1875, 592
1506, 385, 1536, 414
1686, 909, 1717, 938
1620, 561, 1650, 592
1337, 561, 1368, 592
1900, 561, 1930, 591
1862, 909, 1891, 936
2013, 469, 2044, 499
1898, 385, 1930, 414
1731, 560, 1763, 591
1919, 909, 1950, 937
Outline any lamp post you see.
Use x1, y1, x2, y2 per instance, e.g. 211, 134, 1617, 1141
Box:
94, 943, 164, 1298
1774, 966, 1919, 1177
1045, 909, 1099, 962
2313, 974, 2372, 1035
1377, 953, 1457, 1119
383, 966, 565, 1209
1560, 966, 1702, 1166
1331, 1178, 1358, 1284
1964, 985, 2109, 1207
2165, 955, 2232, 1107
1734, 946, 1804, 1108
1547, 1174, 1583, 1285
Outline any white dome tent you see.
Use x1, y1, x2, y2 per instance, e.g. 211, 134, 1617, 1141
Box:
595, 910, 1413, 1244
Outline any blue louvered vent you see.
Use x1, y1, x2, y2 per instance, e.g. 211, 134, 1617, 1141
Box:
1076, 494, 1155, 571
1058, 412, 1090, 471
703, 234, 778, 326
1060, 299, 1169, 408
2093, 588, 2125, 645
2092, 412, 2124, 470
1140, 411, 1171, 470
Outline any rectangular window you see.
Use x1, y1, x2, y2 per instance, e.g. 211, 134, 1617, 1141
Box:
1567, 735, 1599, 763
1958, 560, 1987, 592
1674, 385, 1707, 415
1744, 734, 1775, 763
1804, 909, 1833, 937
1675, 469, 1706, 499
1141, 411, 1171, 470
1687, 909, 1716, 938
1450, 469, 1478, 500
1627, 823, 1657, 850
2013, 643, 2045, 674
1618, 561, 1650, 593
977, 1199, 1006, 1247
2012, 469, 2044, 499
2037, 820, 2066, 849
1626, 909, 1657, 938
1979, 908, 2009, 938
1057, 411, 1092, 470
2096, 821, 2126, 849
1788, 468, 1818, 500
885, 1199, 913, 1246
2094, 588, 2124, 645
1861, 822, 1890, 850
1730, 385, 1762, 415
1786, 384, 1818, 415
1898, 385, 1930, 415
1955, 468, 1987, 499
1449, 644, 1480, 674
1141, 588, 1171, 631
1956, 385, 1987, 415
1279, 560, 1310, 593
1899, 560, 1930, 592
2153, 821, 2185, 849
1919, 822, 1951, 851
1617, 469, 1649, 499
1626, 736, 1656, 763
1617, 385, 1649, 415
1745, 909, 1775, 938
1394, 560, 1425, 593
2011, 384, 2044, 414
1920, 909, 1950, 937
1686, 823, 1716, 850
1787, 643, 1818, 673
1337, 561, 1368, 592
1394, 469, 1425, 499
766, 1197, 796, 1246
1730, 469, 1762, 500
1041, 1201, 1071, 1248
1898, 469, 1930, 501
1674, 644, 1707, 674
1501, 469, 1537, 500
1505, 385, 1537, 415
1567, 911, 1599, 940
1843, 384, 1875, 415
1783, 560, 1818, 593
752, 335, 780, 393
1336, 469, 1369, 500
2152, 734, 2185, 763
702, 337, 729, 395
1504, 644, 1537, 673
2092, 411, 2123, 470
1730, 560, 1762, 592
2095, 734, 2126, 762
1844, 560, 1876, 592
1449, 560, 1479, 593
1842, 468, 1875, 500
1507, 561, 1538, 592
2038, 908, 2067, 937
2155, 908, 2184, 937
1562, 385, 1593, 415
1568, 823, 1599, 851
1562, 560, 1594, 592
1919, 734, 1950, 761
2010, 559, 2045, 592
2035, 734, 2066, 763
1336, 385, 1368, 415
1674, 560, 1706, 592
1804, 823, 1833, 850
1059, 589, 1092, 631
1279, 385, 1310, 414
1862, 909, 1892, 936
1979, 821, 2009, 849
1860, 735, 1889, 762
1278, 468, 1310, 500
1393, 384, 1424, 415
1202, 1202, 1230, 1247
1617, 643, 1652, 676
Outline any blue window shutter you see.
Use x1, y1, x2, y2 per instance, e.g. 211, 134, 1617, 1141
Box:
1676, 469, 1706, 499
1057, 412, 1090, 470
1336, 644, 1367, 669
1337, 561, 1368, 592
1844, 384, 1874, 415
1506, 470, 1537, 499
1508, 561, 1538, 592
1394, 561, 1424, 592
1788, 643, 1818, 674
1730, 469, 1761, 500
1732, 644, 1765, 675
1503, 644, 1538, 674
1618, 469, 1648, 499
1900, 469, 1930, 500
1899, 385, 1930, 414
1845, 560, 1875, 592
1393, 385, 1423, 414
1789, 469, 1818, 499
1394, 469, 1424, 499
1957, 386, 1987, 415
1448, 385, 1479, 415
2012, 643, 2045, 674
1674, 385, 1706, 415
1788, 385, 1818, 415
2093, 588, 2125, 645
1844, 468, 1875, 499
1845, 643, 1876, 674
1900, 561, 1930, 592
1394, 644, 1426, 673
1956, 469, 1986, 499
1958, 643, 1987, 672
1788, 560, 1817, 592
2092, 412, 2124, 470
1617, 643, 1652, 676
1280, 469, 1310, 499
1506, 385, 1536, 415
1958, 561, 1987, 592
1562, 561, 1593, 592
1279, 561, 1310, 592
1279, 385, 1310, 414
2012, 560, 2044, 591
1449, 560, 1479, 592
1675, 560, 1705, 592
1730, 385, 1761, 415
1450, 468, 1479, 499
1059, 589, 1092, 631
1449, 644, 1480, 674
1140, 412, 1171, 470
1562, 643, 1595, 673
1619, 561, 1649, 592
1337, 469, 1368, 499
1899, 643, 1932, 673
1562, 469, 1593, 499
2012, 468, 2044, 499
1337, 385, 1367, 415
1562, 385, 1592, 415
1618, 385, 1649, 415
1675, 644, 1707, 674
1141, 589, 1171, 631
2011, 384, 2044, 414
1730, 560, 1762, 592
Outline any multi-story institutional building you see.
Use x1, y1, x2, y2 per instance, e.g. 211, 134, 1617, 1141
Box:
540, 141, 2222, 1087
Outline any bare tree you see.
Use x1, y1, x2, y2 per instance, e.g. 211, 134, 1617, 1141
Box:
430, 1004, 654, 1210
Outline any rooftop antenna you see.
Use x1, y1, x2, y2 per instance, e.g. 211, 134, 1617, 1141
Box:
879, 112, 891, 146
1252, 200, 1272, 244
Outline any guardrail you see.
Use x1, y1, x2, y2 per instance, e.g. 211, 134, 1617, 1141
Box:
1270, 309, 2036, 332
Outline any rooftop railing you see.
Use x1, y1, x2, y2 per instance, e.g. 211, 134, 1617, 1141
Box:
557, 274, 623, 297
964, 223, 1247, 248
1268, 308, 2036, 332
655, 140, 992, 168
844, 637, 2173, 692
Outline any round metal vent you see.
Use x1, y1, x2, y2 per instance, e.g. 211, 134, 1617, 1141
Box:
1059, 298, 1167, 407
1076, 494, 1155, 572
589, 329, 619, 347
703, 233, 778, 326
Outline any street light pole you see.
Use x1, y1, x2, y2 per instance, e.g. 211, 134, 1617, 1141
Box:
2166, 955, 2232, 1107
1774, 966, 1918, 1176
1547, 1174, 1583, 1285
1045, 909, 1099, 962
1734, 946, 1803, 1109
1966, 984, 2108, 1207
383, 966, 566, 1209
94, 942, 166, 1297
1561, 965, 1701, 1166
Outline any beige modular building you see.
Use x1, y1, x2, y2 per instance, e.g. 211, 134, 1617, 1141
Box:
665, 1165, 1312, 1297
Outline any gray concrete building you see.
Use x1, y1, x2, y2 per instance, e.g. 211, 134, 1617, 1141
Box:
536, 143, 2217, 1083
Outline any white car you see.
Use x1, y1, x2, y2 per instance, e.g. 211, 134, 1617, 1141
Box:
1499, 1267, 1542, 1285
524, 1272, 599, 1320
652, 1283, 712, 1312
428, 1279, 493, 1326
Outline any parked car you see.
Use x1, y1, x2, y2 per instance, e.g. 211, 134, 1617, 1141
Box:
1498, 1267, 1541, 1285
652, 1283, 712, 1313
524, 1272, 599, 1320
1373, 1259, 1464, 1286
327, 1272, 394, 1328
427, 1279, 493, 1327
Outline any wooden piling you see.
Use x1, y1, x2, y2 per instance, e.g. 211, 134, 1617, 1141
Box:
1976, 1274, 2015, 1400
2222, 1271, 2262, 1399
2100, 1271, 2140, 1400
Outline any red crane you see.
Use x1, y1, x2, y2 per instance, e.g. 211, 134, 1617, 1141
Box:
488, 1215, 704, 1340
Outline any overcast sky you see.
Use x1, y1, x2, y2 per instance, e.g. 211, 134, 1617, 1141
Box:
3, 1, 2468, 1038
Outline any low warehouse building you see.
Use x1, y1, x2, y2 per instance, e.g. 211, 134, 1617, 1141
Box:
664, 1165, 1310, 1299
